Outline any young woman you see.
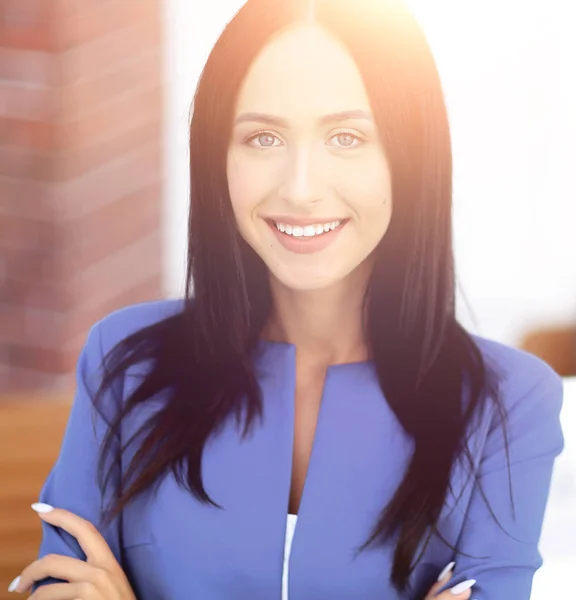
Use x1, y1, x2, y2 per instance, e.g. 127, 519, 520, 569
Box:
10, 0, 563, 598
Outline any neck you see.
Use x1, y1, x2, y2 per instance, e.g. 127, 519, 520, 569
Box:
264, 262, 372, 366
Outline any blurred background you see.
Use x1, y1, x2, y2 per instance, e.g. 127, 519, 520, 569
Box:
0, 0, 574, 598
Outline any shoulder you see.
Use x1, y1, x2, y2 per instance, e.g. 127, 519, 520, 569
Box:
87, 298, 185, 355
77, 299, 185, 420
470, 333, 564, 441
79, 298, 185, 391
471, 333, 563, 400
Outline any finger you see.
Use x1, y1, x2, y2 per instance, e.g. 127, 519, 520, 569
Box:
32, 503, 114, 566
28, 582, 95, 600
14, 554, 96, 594
425, 561, 455, 598
435, 578, 476, 599
435, 589, 472, 600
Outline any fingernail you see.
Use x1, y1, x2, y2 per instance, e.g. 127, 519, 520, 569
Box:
8, 575, 21, 592
451, 579, 476, 595
437, 561, 456, 581
31, 502, 54, 513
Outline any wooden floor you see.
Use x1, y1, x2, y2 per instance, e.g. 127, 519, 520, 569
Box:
0, 396, 71, 599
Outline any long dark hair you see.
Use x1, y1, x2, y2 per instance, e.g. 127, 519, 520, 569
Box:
94, 0, 508, 592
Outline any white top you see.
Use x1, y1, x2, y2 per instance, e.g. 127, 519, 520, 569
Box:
282, 514, 299, 600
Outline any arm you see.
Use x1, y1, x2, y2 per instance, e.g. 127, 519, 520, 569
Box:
34, 322, 122, 587
437, 358, 565, 598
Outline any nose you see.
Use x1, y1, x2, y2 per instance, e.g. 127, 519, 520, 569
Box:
278, 145, 322, 207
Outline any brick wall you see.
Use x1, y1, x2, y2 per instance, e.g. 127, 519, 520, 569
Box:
0, 0, 164, 392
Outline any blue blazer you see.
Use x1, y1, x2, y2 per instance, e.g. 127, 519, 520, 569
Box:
35, 299, 564, 599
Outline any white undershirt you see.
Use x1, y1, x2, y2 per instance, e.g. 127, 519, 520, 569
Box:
282, 514, 299, 600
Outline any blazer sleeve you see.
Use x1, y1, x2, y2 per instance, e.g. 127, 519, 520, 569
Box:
33, 322, 122, 588
437, 358, 565, 598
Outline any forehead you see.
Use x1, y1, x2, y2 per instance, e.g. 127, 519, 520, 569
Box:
233, 24, 373, 120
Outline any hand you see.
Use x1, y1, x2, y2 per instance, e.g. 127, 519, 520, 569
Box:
424, 561, 477, 599
8, 503, 136, 599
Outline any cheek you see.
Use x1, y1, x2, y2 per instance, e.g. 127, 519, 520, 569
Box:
227, 151, 272, 219
335, 156, 392, 215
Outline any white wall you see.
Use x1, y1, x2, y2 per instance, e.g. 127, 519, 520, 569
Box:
162, 0, 576, 346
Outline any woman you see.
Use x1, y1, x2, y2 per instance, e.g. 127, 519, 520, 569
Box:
10, 0, 563, 598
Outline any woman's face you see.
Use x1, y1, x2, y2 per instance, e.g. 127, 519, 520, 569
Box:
227, 24, 392, 291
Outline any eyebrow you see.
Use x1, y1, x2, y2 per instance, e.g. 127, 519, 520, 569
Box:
234, 110, 374, 128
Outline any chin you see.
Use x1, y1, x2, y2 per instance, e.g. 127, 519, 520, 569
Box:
270, 263, 349, 292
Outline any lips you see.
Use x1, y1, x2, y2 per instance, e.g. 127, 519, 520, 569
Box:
264, 216, 347, 228
273, 219, 345, 238
264, 217, 349, 255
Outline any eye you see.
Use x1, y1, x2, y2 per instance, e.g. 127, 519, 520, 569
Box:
245, 131, 283, 148
327, 131, 365, 148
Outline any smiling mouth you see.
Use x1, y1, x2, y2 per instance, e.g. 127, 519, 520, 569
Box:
267, 218, 348, 238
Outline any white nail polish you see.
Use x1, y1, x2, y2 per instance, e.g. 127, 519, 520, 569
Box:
451, 579, 476, 595
8, 575, 21, 592
31, 502, 54, 513
437, 561, 456, 581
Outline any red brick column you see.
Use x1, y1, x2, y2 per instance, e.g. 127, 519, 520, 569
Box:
0, 0, 164, 392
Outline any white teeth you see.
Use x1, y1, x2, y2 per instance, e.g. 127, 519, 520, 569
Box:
274, 219, 343, 237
